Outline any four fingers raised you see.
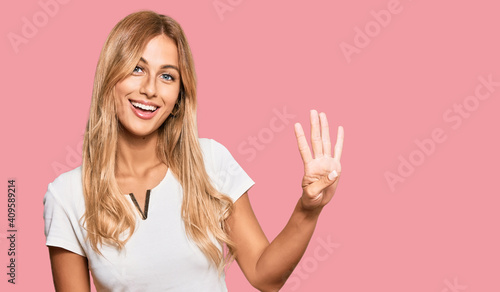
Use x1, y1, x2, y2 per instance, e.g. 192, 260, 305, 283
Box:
294, 110, 343, 165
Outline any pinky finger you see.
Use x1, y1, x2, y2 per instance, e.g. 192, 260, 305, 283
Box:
334, 126, 344, 160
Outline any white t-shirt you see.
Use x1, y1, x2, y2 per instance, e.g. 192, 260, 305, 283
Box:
43, 138, 255, 291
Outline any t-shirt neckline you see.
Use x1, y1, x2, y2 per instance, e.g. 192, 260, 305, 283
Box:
150, 166, 170, 192
122, 167, 171, 196
124, 167, 171, 220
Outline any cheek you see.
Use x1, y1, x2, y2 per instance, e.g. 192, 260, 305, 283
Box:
115, 78, 138, 98
113, 85, 131, 119
114, 85, 126, 103
115, 82, 136, 107
160, 87, 181, 107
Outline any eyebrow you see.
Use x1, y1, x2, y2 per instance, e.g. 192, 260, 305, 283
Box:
139, 57, 180, 72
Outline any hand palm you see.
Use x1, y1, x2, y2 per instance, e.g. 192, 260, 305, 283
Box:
294, 110, 344, 210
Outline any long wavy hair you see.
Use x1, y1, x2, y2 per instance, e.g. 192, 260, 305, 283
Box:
81, 10, 235, 274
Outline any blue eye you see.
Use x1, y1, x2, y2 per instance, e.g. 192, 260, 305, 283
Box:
162, 73, 174, 81
132, 66, 174, 81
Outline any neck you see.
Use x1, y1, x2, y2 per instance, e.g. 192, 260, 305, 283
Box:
116, 128, 164, 177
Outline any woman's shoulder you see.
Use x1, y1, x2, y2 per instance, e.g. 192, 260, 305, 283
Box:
197, 137, 244, 173
44, 166, 84, 208
50, 166, 82, 189
198, 137, 230, 154
197, 137, 217, 149
197, 137, 235, 165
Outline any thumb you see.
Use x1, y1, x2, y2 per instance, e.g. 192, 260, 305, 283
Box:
304, 170, 339, 197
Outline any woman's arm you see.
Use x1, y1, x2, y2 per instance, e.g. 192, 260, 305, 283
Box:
48, 246, 91, 292
227, 193, 324, 292
227, 110, 344, 292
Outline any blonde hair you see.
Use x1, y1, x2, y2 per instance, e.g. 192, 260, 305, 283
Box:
81, 10, 235, 274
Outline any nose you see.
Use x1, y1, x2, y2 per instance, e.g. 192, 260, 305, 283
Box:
139, 74, 157, 98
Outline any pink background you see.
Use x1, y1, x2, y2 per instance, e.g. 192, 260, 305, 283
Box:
1, 0, 499, 291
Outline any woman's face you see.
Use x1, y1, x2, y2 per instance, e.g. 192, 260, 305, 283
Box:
114, 34, 181, 138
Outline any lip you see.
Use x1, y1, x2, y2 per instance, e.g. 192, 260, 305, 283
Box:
129, 100, 160, 120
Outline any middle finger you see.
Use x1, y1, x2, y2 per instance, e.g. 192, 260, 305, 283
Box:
310, 109, 323, 158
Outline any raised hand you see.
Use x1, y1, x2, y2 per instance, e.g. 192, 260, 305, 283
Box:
294, 110, 344, 211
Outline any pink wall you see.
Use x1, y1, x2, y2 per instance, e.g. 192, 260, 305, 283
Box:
1, 0, 499, 291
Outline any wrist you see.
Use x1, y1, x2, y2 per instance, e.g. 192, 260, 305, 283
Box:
297, 197, 323, 219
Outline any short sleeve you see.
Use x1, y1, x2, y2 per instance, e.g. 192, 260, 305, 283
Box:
209, 139, 255, 203
43, 183, 86, 257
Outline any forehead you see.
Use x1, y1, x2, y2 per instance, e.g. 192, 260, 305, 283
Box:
141, 35, 178, 66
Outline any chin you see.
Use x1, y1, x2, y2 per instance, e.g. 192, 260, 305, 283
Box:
121, 126, 158, 138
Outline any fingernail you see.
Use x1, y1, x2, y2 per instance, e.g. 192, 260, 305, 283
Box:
328, 170, 338, 180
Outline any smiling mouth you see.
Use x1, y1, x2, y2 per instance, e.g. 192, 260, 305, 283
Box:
129, 100, 158, 112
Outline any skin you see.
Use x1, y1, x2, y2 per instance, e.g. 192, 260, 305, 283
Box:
48, 34, 344, 292
228, 111, 343, 291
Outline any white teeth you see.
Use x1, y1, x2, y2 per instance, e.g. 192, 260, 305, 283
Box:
131, 101, 157, 111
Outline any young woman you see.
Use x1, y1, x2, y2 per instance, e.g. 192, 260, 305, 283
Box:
43, 10, 344, 292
